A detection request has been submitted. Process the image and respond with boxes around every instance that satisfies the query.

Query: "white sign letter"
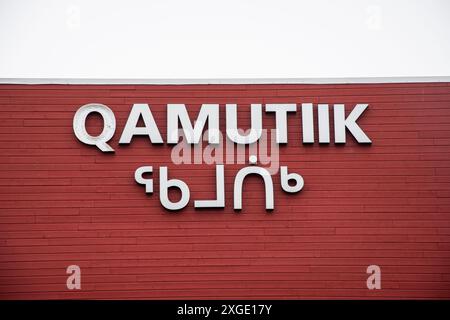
[135,166,154,193]
[334,104,372,143]
[265,104,297,144]
[194,165,225,208]
[167,104,219,144]
[73,103,116,152]
[301,103,314,143]
[226,104,262,144]
[159,166,190,210]
[318,104,330,143]
[119,104,163,144]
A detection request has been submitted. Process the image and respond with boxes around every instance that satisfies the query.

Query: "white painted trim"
[0,77,449,85]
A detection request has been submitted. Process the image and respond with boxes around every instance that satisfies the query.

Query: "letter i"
[318,104,330,143]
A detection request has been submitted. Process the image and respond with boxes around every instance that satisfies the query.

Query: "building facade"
[0,79,449,299]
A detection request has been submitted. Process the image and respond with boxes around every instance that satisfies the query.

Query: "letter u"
[226,104,262,144]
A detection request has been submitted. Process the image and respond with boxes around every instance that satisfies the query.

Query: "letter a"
[366,265,381,289]
[66,265,81,290]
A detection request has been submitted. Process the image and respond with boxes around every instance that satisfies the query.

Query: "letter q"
[73,103,116,152]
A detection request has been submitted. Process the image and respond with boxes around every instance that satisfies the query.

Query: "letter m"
[167,104,219,144]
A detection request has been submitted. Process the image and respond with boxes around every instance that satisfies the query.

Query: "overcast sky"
[0,0,449,79]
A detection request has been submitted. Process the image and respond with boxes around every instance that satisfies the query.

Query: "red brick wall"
[0,82,449,299]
